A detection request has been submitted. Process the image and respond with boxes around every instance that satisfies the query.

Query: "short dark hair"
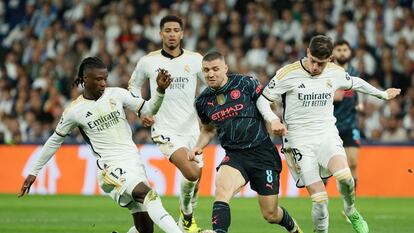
[160,15,183,30]
[309,35,333,59]
[73,57,106,87]
[334,39,351,49]
[202,51,224,62]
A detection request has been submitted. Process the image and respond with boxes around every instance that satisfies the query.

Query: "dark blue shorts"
[218,139,282,195]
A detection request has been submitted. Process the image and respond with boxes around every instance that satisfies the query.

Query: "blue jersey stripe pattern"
[195,74,269,150]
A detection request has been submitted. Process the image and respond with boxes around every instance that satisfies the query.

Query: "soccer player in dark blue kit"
[332,39,361,189]
[187,51,302,233]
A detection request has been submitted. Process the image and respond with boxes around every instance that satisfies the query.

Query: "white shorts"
[97,158,149,213]
[282,132,346,188]
[152,134,204,168]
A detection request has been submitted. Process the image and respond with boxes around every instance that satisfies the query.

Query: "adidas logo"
[298,83,306,88]
[86,111,93,117]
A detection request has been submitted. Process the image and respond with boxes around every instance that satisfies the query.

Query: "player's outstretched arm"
[256,95,288,136]
[18,132,66,197]
[350,76,401,100]
[188,123,216,162]
[138,68,172,116]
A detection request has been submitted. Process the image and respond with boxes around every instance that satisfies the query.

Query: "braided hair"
[73,57,107,87]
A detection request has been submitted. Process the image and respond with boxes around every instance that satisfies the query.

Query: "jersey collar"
[299,57,312,75]
[209,75,232,93]
[161,48,184,59]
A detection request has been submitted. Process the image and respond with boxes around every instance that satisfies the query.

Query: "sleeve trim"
[55,130,66,137]
[136,100,145,117]
[261,93,274,102]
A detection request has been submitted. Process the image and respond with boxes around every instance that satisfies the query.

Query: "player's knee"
[214,183,233,202]
[131,182,151,203]
[348,160,357,170]
[262,209,279,224]
[184,169,200,181]
[180,165,200,181]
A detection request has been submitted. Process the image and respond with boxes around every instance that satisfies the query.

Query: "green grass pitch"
[1,194,413,233]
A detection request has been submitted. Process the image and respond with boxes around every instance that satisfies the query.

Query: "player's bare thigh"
[215,165,246,203]
[170,147,201,181]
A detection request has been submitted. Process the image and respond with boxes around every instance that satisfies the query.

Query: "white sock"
[334,168,356,216]
[191,186,199,209]
[311,192,329,233]
[143,190,182,233]
[126,226,138,233]
[179,178,197,215]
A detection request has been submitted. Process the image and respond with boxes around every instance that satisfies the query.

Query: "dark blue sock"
[212,201,230,233]
[279,206,295,231]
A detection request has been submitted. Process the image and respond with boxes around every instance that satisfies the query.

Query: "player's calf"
[211,201,231,232]
[261,205,301,233]
[334,168,356,215]
[311,191,329,233]
[277,206,301,232]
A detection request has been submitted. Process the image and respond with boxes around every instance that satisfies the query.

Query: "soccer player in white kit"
[18,57,183,233]
[258,35,401,233]
[128,15,204,233]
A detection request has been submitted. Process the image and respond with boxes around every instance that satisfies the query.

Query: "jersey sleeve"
[128,58,147,98]
[195,98,211,125]
[117,88,146,115]
[262,71,290,102]
[246,76,264,101]
[55,107,77,137]
[335,71,353,90]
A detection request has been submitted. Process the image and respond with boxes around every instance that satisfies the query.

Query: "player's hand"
[155,68,172,93]
[271,119,288,136]
[188,147,203,163]
[385,88,401,100]
[18,174,36,197]
[141,115,155,127]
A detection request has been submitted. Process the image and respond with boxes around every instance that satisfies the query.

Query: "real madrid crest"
[184,64,190,74]
[109,98,117,109]
[326,79,332,88]
[216,94,225,105]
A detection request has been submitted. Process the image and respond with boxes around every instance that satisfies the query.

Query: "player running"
[189,51,302,233]
[260,35,400,233]
[18,57,183,233]
[128,15,204,233]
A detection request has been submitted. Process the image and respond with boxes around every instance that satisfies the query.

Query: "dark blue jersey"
[195,74,269,150]
[334,65,359,132]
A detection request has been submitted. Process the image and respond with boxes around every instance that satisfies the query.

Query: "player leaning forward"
[18,57,184,233]
[189,51,303,233]
[259,35,400,233]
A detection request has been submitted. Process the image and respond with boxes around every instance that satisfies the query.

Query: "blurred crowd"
[0,0,414,144]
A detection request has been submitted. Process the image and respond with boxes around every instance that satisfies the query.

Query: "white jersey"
[263,60,387,140]
[56,87,145,164]
[129,49,204,136]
